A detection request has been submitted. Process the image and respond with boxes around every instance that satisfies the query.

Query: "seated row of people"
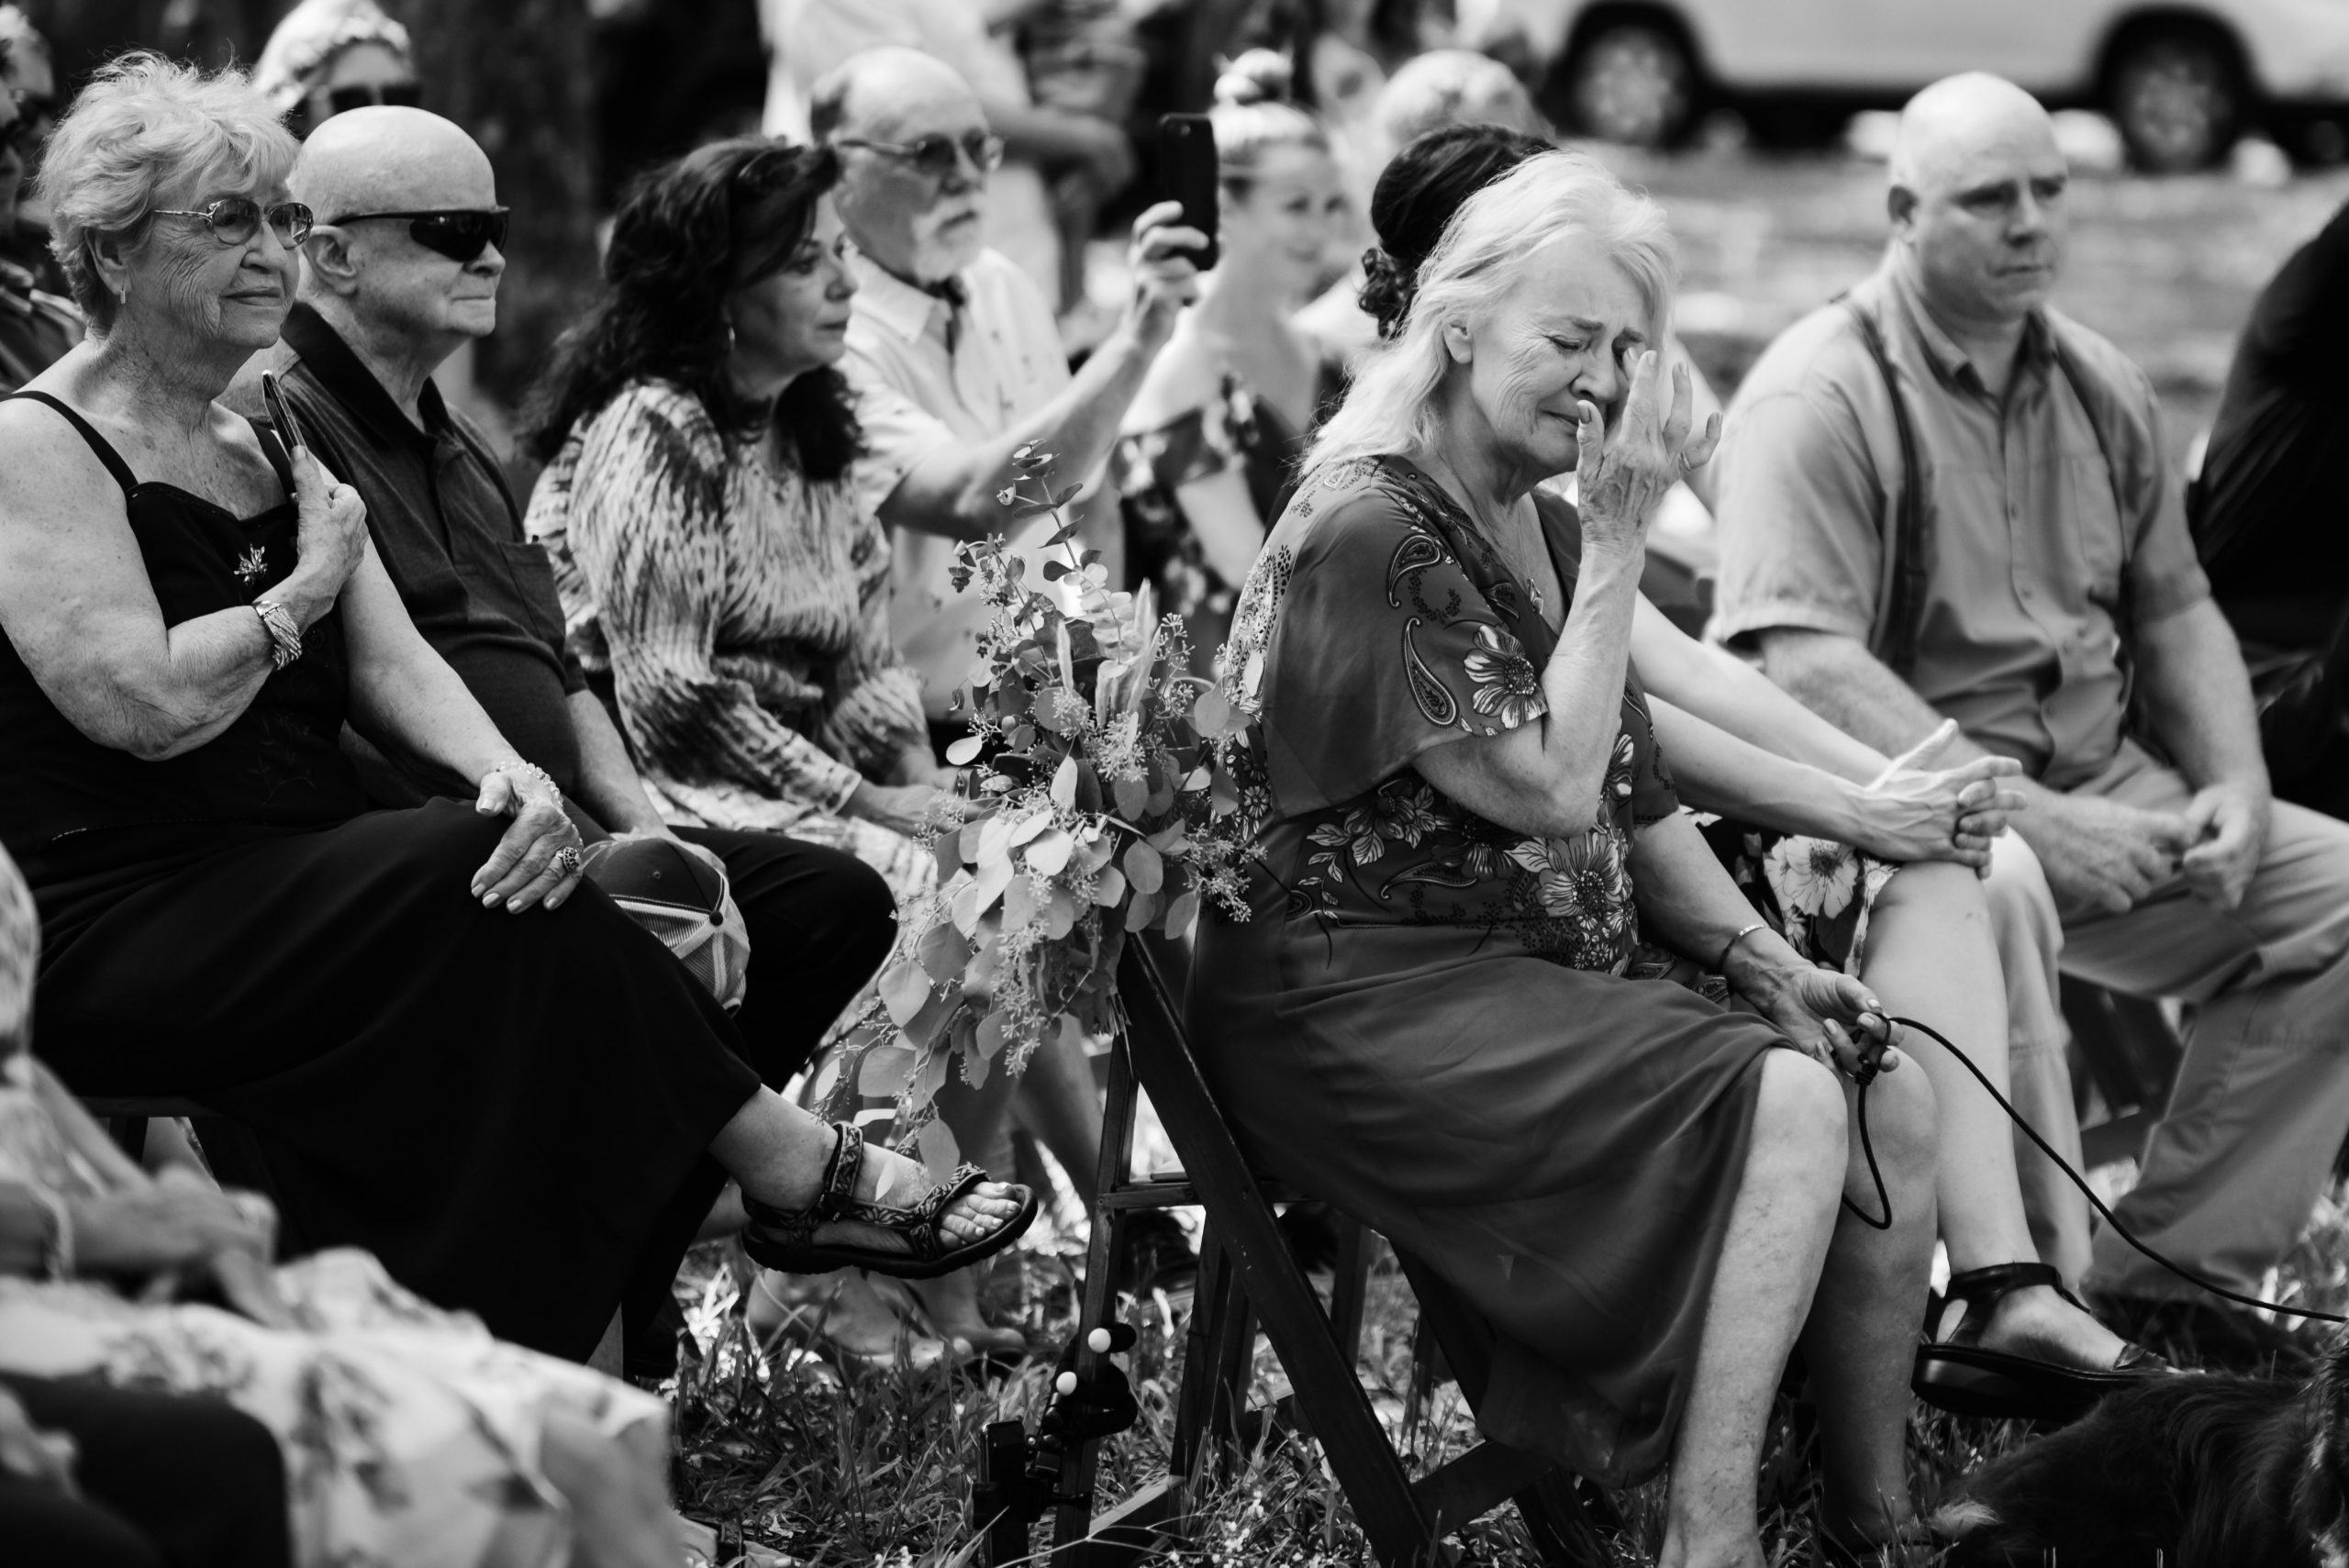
[2,31,2347,1568]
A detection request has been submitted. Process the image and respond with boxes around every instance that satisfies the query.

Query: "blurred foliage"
[389,0,599,410]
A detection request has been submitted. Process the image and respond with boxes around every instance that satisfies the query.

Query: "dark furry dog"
[1935,1330,2349,1566]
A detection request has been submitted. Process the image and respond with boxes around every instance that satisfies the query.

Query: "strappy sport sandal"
[1913,1261,2170,1422]
[740,1121,1041,1281]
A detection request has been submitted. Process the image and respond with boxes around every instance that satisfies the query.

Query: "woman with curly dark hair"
[527,135,996,1371]
[527,138,947,906]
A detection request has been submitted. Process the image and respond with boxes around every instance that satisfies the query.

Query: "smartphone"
[1156,112,1219,272]
[260,370,306,460]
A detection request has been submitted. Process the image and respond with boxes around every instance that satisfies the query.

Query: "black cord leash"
[1842,1014,2347,1325]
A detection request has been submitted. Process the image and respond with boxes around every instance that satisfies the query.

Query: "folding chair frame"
[998,938,1615,1568]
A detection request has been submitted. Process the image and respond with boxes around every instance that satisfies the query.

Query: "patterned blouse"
[1113,371,1305,625]
[526,379,927,820]
[1222,455,1678,974]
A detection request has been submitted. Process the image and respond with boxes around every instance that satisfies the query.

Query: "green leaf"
[1163,889,1201,939]
[1192,687,1237,736]
[1042,559,1071,581]
[1052,752,1081,810]
[1113,772,1149,819]
[1123,839,1164,895]
[880,961,931,1028]
[1052,483,1084,507]
[945,734,985,765]
[917,921,973,982]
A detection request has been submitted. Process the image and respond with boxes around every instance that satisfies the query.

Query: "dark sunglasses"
[322,82,421,117]
[328,206,510,261]
[0,115,35,156]
[835,130,1004,182]
[13,94,57,127]
[153,196,316,247]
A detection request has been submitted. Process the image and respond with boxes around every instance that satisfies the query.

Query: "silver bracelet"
[251,598,303,671]
[1717,920,1769,973]
[29,1184,72,1281]
[484,759,559,795]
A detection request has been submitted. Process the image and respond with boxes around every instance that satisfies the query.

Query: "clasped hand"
[469,762,584,913]
[1856,718,2027,872]
[1574,350,1721,555]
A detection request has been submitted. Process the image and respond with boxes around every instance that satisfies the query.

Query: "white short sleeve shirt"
[844,246,1078,718]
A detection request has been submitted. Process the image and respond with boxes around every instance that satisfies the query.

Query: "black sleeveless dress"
[0,392,762,1359]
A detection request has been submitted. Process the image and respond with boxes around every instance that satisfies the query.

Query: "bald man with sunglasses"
[237,107,904,1378]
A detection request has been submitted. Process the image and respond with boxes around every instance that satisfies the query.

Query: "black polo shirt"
[2195,197,2349,651]
[262,303,585,799]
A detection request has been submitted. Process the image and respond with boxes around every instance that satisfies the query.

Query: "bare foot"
[745,1269,947,1369]
[907,1268,1030,1358]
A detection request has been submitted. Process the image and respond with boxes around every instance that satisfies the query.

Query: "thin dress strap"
[2,390,141,497]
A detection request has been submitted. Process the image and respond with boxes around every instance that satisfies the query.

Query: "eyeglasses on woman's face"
[835,129,1004,183]
[152,195,316,248]
[326,207,510,262]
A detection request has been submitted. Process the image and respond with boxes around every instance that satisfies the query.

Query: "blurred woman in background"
[1115,51,1345,662]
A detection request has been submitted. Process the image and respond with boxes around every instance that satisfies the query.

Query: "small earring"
[723,317,736,351]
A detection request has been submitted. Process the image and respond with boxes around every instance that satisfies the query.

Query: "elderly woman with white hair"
[0,52,1033,1376]
[1196,150,1941,1565]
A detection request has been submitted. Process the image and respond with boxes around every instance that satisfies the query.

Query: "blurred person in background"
[252,0,420,141]
[1712,73,2349,1369]
[2191,196,2349,821]
[761,0,1136,313]
[1114,50,1344,664]
[812,43,1205,1349]
[0,7,60,278]
[0,41,73,391]
[1294,44,1549,375]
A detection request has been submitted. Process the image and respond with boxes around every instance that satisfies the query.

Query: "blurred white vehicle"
[1465,0,2349,169]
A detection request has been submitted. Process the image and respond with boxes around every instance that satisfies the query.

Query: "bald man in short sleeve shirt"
[1711,72,2349,1343]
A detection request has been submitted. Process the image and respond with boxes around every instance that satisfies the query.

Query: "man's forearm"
[881,322,1163,540]
[568,690,668,835]
[2132,597,2270,794]
[1759,628,1976,762]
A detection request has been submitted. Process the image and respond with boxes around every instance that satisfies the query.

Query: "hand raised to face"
[1574,350,1720,555]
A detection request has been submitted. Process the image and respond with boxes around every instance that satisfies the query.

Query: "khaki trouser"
[2037,741,2349,1300]
[1980,831,2098,1286]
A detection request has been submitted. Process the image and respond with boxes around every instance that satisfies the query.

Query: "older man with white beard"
[811,43,1204,1350]
[812,45,1198,753]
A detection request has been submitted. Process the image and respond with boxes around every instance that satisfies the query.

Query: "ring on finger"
[552,845,584,877]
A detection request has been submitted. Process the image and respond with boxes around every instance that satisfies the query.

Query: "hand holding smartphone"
[1156,113,1219,272]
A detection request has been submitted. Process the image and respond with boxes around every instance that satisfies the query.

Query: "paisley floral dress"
[1191,455,1791,1485]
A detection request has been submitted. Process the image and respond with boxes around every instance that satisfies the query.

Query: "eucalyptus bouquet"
[824,445,1254,1153]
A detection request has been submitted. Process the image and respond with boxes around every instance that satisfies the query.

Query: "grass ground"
[665,1164,2349,1568]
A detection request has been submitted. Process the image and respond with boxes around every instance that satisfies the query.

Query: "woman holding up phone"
[1115,52,1348,664]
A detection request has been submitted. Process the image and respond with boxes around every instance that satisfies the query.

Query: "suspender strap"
[1840,299,1931,679]
[2,389,142,496]
[1839,298,2133,684]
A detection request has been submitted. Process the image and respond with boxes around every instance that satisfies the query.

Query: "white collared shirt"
[845,246,1077,718]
